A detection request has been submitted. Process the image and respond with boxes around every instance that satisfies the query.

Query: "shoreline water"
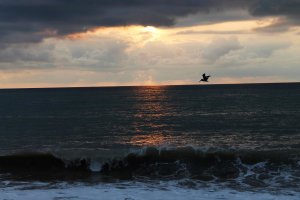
[1,181,300,200]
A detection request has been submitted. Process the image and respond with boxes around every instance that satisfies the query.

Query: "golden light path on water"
[129,134,173,147]
[117,86,183,147]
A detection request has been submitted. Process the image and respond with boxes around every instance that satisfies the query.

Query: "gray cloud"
[0,36,130,70]
[249,0,300,19]
[174,9,255,27]
[209,40,292,69]
[253,17,291,33]
[0,0,300,44]
[245,42,291,58]
[201,37,243,62]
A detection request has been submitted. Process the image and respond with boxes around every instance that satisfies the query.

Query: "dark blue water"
[0,83,299,193]
[0,83,299,152]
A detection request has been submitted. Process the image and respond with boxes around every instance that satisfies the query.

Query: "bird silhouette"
[199,73,211,82]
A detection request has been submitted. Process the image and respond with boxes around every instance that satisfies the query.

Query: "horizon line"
[0,81,299,91]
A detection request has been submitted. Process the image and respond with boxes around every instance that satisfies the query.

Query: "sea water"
[0,83,299,199]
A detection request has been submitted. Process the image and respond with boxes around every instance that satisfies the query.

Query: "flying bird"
[199,73,211,82]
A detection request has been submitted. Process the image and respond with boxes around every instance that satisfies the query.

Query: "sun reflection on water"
[128,134,171,147]
[130,86,171,133]
[124,86,179,147]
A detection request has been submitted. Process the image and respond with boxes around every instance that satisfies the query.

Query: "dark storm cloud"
[249,0,300,19]
[0,0,300,43]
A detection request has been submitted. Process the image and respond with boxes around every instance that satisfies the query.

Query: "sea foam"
[1,182,299,200]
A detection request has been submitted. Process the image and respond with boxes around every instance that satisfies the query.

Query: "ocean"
[0,83,299,200]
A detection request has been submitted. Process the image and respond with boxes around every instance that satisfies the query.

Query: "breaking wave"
[0,146,299,190]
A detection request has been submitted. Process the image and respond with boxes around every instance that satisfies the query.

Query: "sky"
[0,0,300,88]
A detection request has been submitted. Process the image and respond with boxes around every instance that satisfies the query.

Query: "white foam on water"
[0,182,299,200]
[89,159,102,172]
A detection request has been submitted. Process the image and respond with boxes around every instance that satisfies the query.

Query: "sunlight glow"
[144,26,157,34]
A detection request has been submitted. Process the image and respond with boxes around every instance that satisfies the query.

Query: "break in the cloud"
[0,0,300,87]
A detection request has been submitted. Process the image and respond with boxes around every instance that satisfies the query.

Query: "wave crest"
[0,146,299,187]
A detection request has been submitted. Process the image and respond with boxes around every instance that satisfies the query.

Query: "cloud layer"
[1,0,300,43]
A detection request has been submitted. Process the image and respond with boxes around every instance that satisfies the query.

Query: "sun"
[143,26,157,34]
[142,26,161,41]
